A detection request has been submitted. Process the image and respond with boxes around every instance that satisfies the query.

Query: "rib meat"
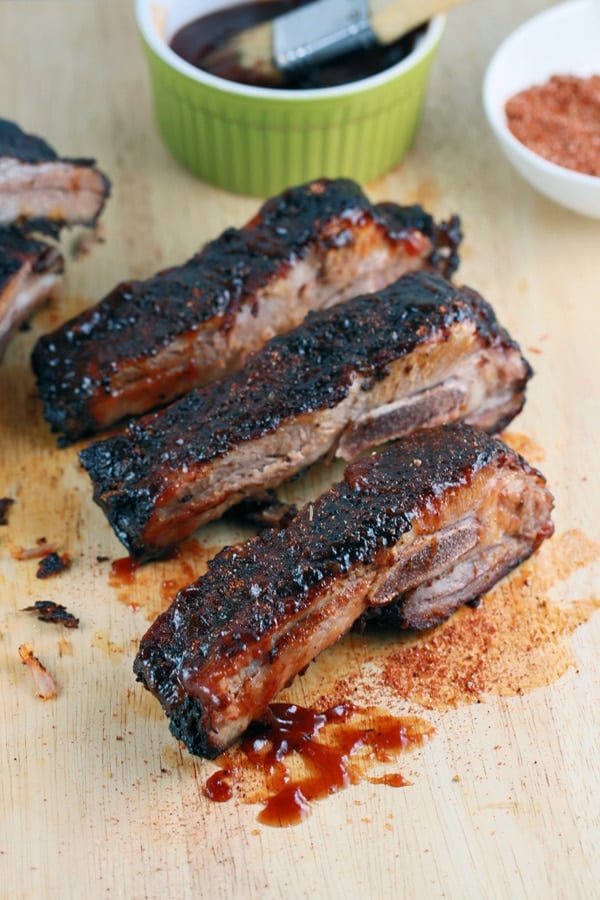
[80,271,532,560]
[0,230,63,360]
[32,178,461,441]
[0,118,110,233]
[133,424,554,758]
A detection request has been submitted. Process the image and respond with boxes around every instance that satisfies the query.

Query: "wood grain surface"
[1,1,598,898]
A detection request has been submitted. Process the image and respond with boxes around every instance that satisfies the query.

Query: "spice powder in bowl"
[505,74,600,177]
[482,0,600,218]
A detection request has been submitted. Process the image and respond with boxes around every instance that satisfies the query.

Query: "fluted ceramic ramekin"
[135,0,445,196]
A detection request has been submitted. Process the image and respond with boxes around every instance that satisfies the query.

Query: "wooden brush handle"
[368,0,468,46]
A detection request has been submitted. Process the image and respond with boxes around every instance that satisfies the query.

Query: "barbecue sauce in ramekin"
[170,0,424,90]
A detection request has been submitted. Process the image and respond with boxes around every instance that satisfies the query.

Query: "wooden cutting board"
[1,1,598,897]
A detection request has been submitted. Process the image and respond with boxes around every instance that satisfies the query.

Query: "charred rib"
[80,271,532,560]
[0,229,63,360]
[0,118,110,234]
[132,424,554,758]
[32,178,461,441]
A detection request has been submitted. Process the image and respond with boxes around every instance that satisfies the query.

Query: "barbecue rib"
[32,178,461,442]
[0,230,63,360]
[80,271,532,560]
[133,424,554,758]
[0,118,110,233]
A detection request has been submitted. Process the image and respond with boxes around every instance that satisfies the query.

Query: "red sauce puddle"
[205,701,433,826]
[110,555,141,585]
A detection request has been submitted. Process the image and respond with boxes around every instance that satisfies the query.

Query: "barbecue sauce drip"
[205,768,234,802]
[109,555,141,585]
[170,0,424,90]
[204,701,433,826]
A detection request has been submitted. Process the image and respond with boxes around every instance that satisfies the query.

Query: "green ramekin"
[135,1,445,196]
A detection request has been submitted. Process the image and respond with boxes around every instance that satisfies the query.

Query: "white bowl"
[483,0,600,219]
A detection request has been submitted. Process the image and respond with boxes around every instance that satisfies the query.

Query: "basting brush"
[201,0,468,86]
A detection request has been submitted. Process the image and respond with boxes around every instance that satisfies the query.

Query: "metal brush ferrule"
[273,0,375,71]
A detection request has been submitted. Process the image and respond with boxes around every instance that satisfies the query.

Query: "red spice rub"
[505,74,600,176]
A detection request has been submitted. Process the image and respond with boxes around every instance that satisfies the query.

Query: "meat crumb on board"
[0,497,15,525]
[10,539,58,560]
[22,600,79,628]
[36,551,71,579]
[18,643,58,700]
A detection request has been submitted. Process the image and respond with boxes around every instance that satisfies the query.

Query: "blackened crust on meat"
[31,178,461,442]
[80,270,531,559]
[0,116,100,171]
[375,202,461,280]
[133,424,553,758]
[225,491,298,530]
[0,229,63,279]
[0,229,64,358]
[0,119,57,164]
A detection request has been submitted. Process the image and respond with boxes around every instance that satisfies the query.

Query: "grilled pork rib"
[80,271,532,560]
[0,118,110,233]
[133,424,554,758]
[32,178,461,442]
[0,230,63,360]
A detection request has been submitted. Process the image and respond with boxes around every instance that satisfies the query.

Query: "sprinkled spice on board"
[505,74,600,176]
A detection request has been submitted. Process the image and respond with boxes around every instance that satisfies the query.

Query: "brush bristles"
[202,20,283,85]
